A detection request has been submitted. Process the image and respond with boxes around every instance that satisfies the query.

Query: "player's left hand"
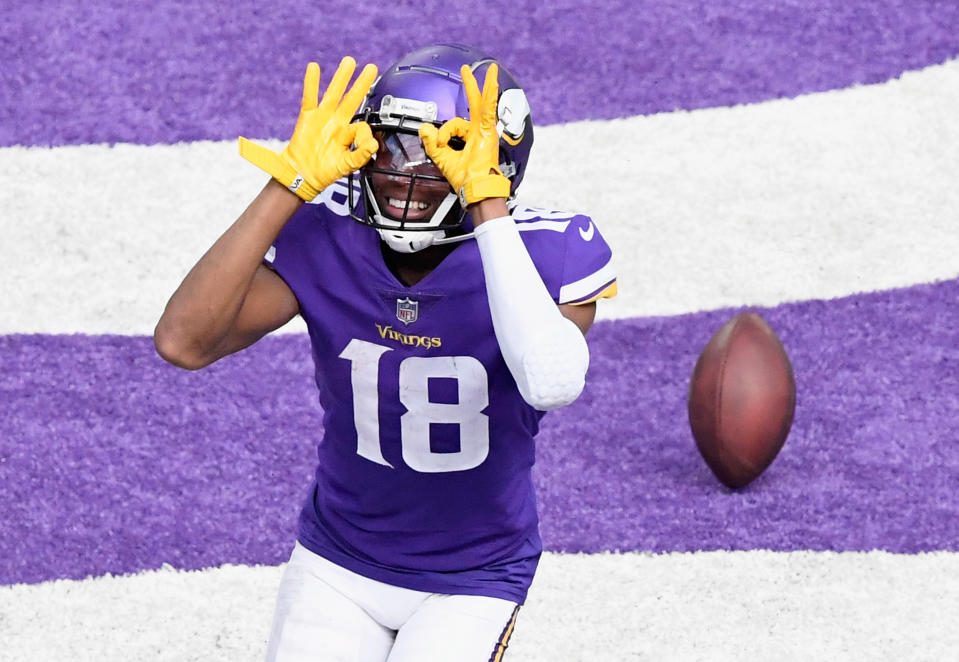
[419,64,511,207]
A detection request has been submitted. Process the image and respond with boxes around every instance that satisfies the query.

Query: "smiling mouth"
[384,196,434,220]
[388,197,430,211]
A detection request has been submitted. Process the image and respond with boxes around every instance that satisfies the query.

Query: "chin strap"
[378,228,447,253]
[474,216,589,411]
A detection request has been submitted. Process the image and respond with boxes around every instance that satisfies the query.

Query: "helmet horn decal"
[497,88,531,146]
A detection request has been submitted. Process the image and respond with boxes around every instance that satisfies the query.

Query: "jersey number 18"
[339,339,490,473]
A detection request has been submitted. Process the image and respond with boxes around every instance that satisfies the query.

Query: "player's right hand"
[419,64,511,208]
[238,57,379,202]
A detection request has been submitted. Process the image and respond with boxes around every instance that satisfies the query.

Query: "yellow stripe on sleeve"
[568,280,618,305]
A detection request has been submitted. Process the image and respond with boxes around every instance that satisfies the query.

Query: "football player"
[155,44,617,662]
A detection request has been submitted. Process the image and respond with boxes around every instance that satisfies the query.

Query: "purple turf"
[536,286,959,554]
[2,280,958,584]
[2,0,958,146]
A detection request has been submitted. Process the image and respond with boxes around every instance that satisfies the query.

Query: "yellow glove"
[419,64,511,207]
[238,57,379,201]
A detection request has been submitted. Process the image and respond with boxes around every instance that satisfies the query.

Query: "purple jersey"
[266,180,616,603]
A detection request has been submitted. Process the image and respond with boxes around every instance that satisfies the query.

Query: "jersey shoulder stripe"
[559,257,618,304]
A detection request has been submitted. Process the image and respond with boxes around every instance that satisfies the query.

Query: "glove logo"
[579,220,596,242]
[289,175,304,193]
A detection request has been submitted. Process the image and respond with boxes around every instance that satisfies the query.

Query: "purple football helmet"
[348,43,534,252]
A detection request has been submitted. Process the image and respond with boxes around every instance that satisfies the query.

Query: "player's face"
[369,131,451,222]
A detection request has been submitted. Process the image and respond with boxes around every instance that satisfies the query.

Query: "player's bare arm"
[154,181,303,369]
[155,57,378,370]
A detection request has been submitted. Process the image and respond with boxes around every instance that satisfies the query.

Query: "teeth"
[388,197,429,211]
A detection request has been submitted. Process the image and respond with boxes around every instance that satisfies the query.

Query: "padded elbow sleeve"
[474,216,590,410]
[518,317,589,410]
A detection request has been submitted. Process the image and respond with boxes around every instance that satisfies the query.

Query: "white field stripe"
[1,58,957,334]
[1,551,956,662]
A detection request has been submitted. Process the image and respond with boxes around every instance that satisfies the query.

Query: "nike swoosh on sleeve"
[579,221,595,241]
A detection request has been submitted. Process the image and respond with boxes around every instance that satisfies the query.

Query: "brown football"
[687,312,796,488]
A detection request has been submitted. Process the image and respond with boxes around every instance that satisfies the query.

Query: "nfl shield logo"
[396,297,418,325]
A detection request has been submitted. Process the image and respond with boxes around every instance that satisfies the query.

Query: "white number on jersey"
[310,178,359,216]
[339,339,490,473]
[511,205,579,221]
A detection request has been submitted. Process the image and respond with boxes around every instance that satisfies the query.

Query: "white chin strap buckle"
[378,228,446,253]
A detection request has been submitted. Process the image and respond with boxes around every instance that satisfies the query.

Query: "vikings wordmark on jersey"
[374,323,442,349]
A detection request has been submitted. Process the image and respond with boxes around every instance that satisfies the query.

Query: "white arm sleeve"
[474,215,590,411]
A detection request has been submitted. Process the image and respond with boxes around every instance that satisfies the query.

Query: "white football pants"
[265,543,521,662]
